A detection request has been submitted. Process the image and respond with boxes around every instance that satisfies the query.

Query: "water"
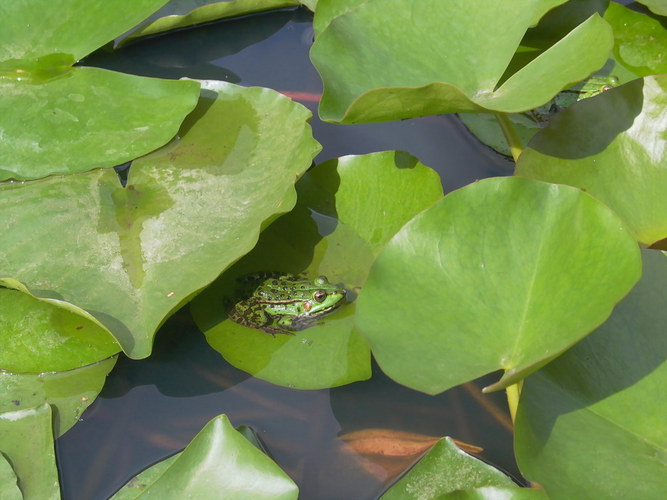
[57,7,516,499]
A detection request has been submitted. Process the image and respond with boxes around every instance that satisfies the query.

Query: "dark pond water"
[56,7,516,499]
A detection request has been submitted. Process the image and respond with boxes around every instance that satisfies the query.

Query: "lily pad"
[0,357,117,437]
[0,278,119,372]
[380,437,514,499]
[516,75,667,245]
[0,0,167,61]
[438,486,549,499]
[604,1,667,75]
[637,0,667,16]
[119,0,302,45]
[0,0,201,180]
[0,70,200,180]
[355,177,641,395]
[0,403,59,500]
[0,454,21,500]
[192,151,442,389]
[311,0,614,123]
[514,250,667,499]
[110,414,298,499]
[0,81,320,358]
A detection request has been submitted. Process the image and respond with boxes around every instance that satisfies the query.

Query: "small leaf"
[355,177,641,394]
[0,357,117,437]
[110,415,298,499]
[119,0,301,45]
[0,403,59,500]
[380,437,514,499]
[0,278,119,372]
[515,249,667,499]
[0,454,22,500]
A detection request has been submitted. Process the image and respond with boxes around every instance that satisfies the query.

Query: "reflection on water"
[57,309,519,499]
[59,6,517,499]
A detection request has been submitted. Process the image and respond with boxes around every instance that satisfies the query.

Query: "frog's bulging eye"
[313,290,327,302]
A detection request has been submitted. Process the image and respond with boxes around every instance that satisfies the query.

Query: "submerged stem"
[494,112,523,163]
[505,380,523,424]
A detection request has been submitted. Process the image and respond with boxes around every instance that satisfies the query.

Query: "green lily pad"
[0,403,59,500]
[604,1,667,75]
[0,70,200,180]
[516,75,667,245]
[0,357,117,437]
[437,486,549,500]
[110,415,298,499]
[514,250,667,499]
[0,82,320,359]
[0,278,119,372]
[119,0,302,45]
[637,0,667,16]
[311,0,613,123]
[355,177,641,395]
[192,151,442,389]
[0,454,22,500]
[380,437,514,499]
[0,1,202,180]
[0,0,167,62]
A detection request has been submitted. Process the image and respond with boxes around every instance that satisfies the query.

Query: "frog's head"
[302,276,346,315]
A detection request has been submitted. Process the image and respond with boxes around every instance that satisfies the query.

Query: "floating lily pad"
[119,0,302,45]
[0,70,200,180]
[110,415,298,499]
[0,82,320,358]
[0,0,201,180]
[604,1,667,75]
[311,0,613,123]
[515,250,667,499]
[0,403,59,500]
[0,454,21,500]
[516,75,667,245]
[380,437,514,499]
[0,357,117,436]
[0,278,119,372]
[355,177,641,395]
[192,151,442,389]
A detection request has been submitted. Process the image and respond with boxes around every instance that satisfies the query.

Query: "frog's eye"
[313,290,327,302]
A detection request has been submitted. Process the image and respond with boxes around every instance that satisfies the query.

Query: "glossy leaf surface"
[0,82,320,358]
[355,177,641,394]
[0,0,167,61]
[0,1,201,180]
[0,403,59,500]
[0,70,200,180]
[0,278,119,372]
[0,454,21,500]
[380,437,514,499]
[120,0,301,45]
[516,75,667,245]
[110,415,298,499]
[515,250,667,499]
[0,357,117,437]
[604,2,667,76]
[311,0,613,122]
[192,151,442,388]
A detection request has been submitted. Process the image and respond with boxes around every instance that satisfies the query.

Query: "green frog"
[529,75,619,124]
[228,273,347,336]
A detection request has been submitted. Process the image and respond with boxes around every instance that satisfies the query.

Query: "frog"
[529,75,619,125]
[228,273,347,336]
